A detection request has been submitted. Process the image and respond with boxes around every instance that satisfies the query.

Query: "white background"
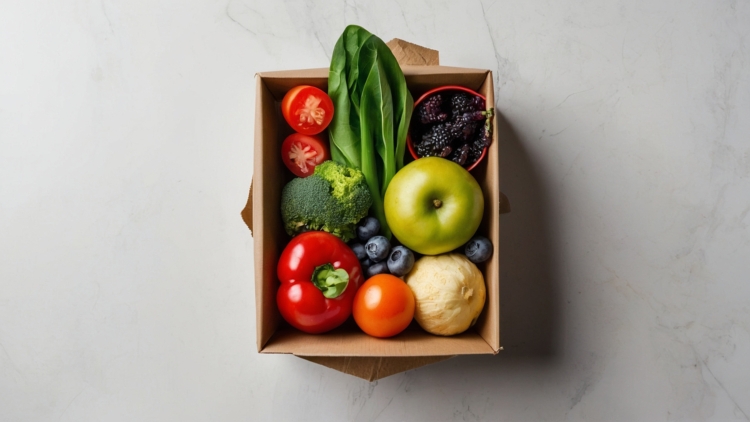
[2,0,749,420]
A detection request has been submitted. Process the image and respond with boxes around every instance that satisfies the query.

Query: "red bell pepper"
[276,231,363,334]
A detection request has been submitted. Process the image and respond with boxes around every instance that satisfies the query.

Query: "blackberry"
[446,111,485,139]
[457,110,489,123]
[417,94,448,124]
[472,131,490,157]
[461,121,479,141]
[466,128,492,165]
[445,122,462,140]
[467,115,494,165]
[417,124,452,157]
[411,91,495,169]
[416,141,437,157]
[477,124,492,147]
[451,93,480,118]
[449,144,470,166]
[447,121,478,141]
[468,141,485,164]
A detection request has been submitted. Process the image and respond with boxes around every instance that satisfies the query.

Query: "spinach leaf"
[375,42,413,171]
[328,25,414,238]
[360,59,394,237]
[328,26,371,169]
[350,36,413,171]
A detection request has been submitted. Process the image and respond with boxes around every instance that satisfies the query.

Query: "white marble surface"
[1,0,749,420]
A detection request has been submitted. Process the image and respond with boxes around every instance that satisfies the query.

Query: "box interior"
[253,66,500,357]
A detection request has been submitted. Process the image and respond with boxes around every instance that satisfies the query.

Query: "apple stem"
[433,199,442,209]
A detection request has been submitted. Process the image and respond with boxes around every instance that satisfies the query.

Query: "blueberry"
[360,258,372,268]
[365,261,389,278]
[465,236,493,263]
[349,242,367,261]
[387,246,415,276]
[365,235,390,262]
[357,217,381,241]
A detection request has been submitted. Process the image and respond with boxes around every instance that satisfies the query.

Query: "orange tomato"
[353,274,415,338]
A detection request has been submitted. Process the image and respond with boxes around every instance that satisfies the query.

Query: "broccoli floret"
[313,161,372,223]
[280,176,337,235]
[280,161,372,241]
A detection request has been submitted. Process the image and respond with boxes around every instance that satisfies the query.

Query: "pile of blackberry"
[411,91,493,168]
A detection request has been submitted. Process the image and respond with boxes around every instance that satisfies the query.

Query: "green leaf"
[328,35,359,169]
[327,25,414,239]
[359,58,394,238]
[328,25,372,169]
[372,42,413,172]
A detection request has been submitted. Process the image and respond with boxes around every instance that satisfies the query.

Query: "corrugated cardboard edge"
[300,355,454,381]
[252,74,284,351]
[473,70,501,353]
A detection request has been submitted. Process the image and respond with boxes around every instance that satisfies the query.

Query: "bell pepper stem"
[311,263,350,299]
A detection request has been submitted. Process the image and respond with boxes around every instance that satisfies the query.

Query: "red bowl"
[407,85,489,172]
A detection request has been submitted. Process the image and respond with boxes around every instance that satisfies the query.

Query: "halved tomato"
[281,133,330,177]
[281,85,334,135]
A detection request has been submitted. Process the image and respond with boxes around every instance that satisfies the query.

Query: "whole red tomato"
[281,85,334,135]
[277,231,363,334]
[280,133,329,177]
[353,274,415,338]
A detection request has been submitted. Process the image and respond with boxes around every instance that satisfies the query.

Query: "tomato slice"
[281,133,330,177]
[281,85,334,135]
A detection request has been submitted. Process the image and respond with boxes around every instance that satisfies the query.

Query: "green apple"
[384,157,484,255]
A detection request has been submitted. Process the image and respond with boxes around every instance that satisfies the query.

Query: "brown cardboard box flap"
[300,355,454,381]
[386,38,439,66]
[241,181,253,234]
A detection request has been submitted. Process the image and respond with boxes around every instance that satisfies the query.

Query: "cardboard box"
[242,42,503,381]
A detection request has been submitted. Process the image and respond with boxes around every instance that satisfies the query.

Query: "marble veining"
[0,0,749,420]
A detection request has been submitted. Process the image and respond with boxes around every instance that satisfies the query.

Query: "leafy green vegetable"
[360,60,394,232]
[328,25,413,238]
[328,25,372,170]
